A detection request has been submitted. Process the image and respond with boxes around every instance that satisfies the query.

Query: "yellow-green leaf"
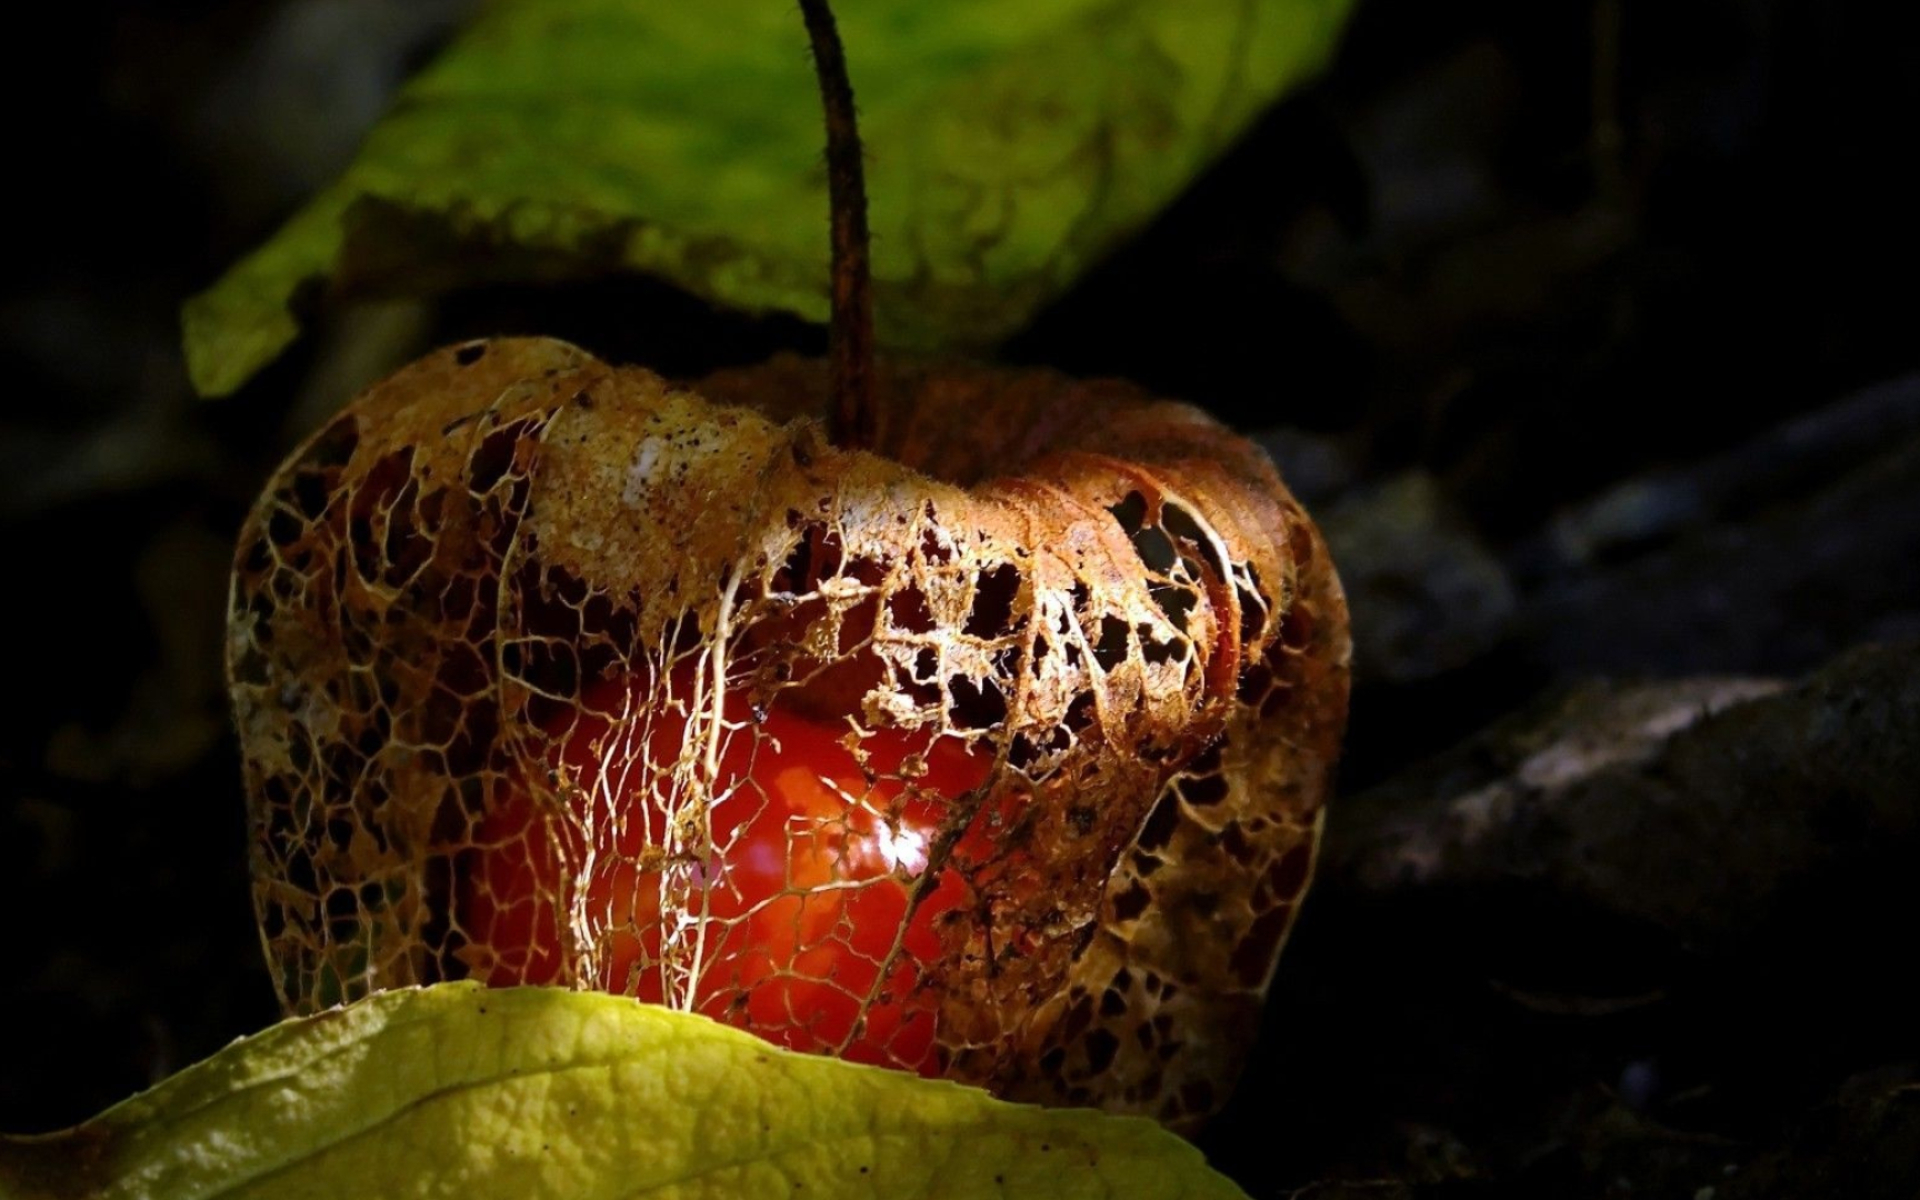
[182,0,1355,397]
[0,984,1249,1199]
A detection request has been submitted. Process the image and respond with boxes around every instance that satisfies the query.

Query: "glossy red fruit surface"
[465,665,992,1074]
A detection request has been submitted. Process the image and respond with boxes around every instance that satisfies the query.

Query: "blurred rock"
[1329,639,1920,948]
[1321,471,1516,683]
[1518,414,1920,677]
[1332,674,1782,892]
[1533,372,1920,573]
[1253,426,1357,509]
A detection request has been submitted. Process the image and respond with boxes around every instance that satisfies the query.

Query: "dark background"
[4,1,1918,1195]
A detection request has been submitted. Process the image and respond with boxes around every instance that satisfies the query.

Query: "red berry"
[465,664,991,1074]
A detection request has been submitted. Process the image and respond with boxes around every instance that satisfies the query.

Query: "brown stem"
[798,0,876,450]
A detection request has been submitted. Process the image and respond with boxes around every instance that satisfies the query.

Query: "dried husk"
[228,337,1349,1129]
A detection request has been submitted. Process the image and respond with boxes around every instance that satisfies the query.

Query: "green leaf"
[182,0,1355,397]
[0,984,1249,1199]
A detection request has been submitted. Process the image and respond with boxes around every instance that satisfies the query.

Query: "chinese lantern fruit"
[227,338,1349,1129]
